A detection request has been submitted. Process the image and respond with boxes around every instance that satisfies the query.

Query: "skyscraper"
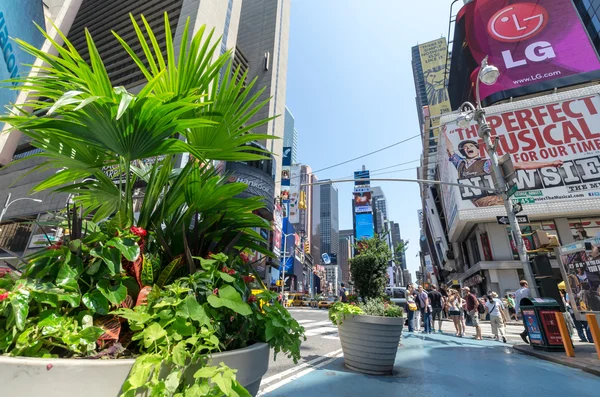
[371,186,388,221]
[319,183,339,258]
[236,0,291,191]
[283,107,298,164]
[339,229,354,284]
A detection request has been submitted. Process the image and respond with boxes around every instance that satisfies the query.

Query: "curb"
[513,344,600,377]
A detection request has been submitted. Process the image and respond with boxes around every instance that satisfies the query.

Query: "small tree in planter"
[329,235,404,375]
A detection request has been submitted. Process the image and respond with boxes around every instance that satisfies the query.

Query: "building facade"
[237,0,291,192]
[338,229,354,284]
[283,107,298,165]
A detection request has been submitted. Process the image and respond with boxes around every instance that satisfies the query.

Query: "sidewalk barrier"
[586,314,600,360]
[554,312,575,357]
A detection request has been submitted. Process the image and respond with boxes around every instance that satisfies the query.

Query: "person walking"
[464,287,482,340]
[417,285,431,333]
[506,294,517,321]
[448,289,464,337]
[339,283,348,303]
[406,284,417,332]
[429,285,444,333]
[440,284,449,319]
[485,292,507,343]
[515,280,530,343]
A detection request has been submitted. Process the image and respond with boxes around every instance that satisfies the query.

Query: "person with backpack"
[463,287,483,340]
[339,283,349,303]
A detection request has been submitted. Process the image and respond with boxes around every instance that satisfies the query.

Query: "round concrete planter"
[338,314,403,375]
[0,342,269,397]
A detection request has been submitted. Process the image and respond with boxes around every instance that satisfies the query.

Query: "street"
[258,308,600,396]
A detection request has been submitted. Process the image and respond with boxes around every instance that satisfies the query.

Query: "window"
[393,289,405,299]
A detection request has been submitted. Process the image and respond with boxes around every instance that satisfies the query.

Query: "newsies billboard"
[451,0,600,107]
[439,85,600,240]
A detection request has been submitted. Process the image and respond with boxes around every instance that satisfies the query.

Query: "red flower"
[242,275,254,283]
[221,266,229,273]
[130,226,147,238]
[228,269,236,276]
[205,252,214,259]
[212,288,219,295]
[248,295,257,303]
[240,251,249,263]
[0,292,9,301]
[350,302,356,306]
[47,241,63,250]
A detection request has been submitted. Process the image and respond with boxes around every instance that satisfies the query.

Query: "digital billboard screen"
[355,213,374,241]
[353,191,372,213]
[451,0,600,106]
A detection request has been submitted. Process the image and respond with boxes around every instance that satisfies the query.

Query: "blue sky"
[285,0,452,277]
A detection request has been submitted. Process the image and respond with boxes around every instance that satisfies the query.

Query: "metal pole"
[0,193,10,224]
[477,113,538,297]
[281,233,287,296]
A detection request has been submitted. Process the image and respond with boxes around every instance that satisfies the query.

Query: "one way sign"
[497,215,529,225]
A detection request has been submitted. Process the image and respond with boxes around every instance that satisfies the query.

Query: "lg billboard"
[449,0,600,107]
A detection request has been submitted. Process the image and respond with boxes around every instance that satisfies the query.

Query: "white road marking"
[297,319,317,324]
[301,320,332,328]
[322,334,339,340]
[259,348,343,387]
[257,352,344,396]
[305,326,338,336]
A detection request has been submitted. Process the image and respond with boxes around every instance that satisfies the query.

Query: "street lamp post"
[456,56,538,297]
[0,193,43,223]
[280,232,296,296]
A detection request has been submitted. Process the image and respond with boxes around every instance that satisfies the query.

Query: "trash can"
[520,297,564,351]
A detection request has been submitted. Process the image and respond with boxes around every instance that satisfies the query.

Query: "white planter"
[0,342,269,397]
[338,315,403,375]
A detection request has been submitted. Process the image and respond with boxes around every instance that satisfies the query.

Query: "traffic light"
[304,241,310,254]
[276,280,283,287]
[299,190,307,209]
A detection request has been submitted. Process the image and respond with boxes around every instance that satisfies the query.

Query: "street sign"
[507,183,518,197]
[513,197,535,204]
[497,215,529,225]
[512,202,523,214]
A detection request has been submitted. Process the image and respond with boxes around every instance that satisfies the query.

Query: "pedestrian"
[339,283,348,303]
[406,284,417,332]
[463,287,482,340]
[413,284,422,332]
[417,285,432,334]
[564,290,593,343]
[448,289,463,337]
[485,292,507,343]
[440,284,449,318]
[515,280,530,343]
[506,293,517,321]
[429,285,444,333]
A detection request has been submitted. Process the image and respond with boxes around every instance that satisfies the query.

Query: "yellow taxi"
[317,296,337,309]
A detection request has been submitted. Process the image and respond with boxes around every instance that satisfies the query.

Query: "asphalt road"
[258,307,341,395]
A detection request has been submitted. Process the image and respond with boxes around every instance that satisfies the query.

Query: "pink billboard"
[464,0,600,104]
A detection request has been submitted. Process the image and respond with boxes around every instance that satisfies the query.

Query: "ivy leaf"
[165,371,181,393]
[176,295,210,325]
[232,383,253,397]
[172,341,187,366]
[141,322,167,348]
[207,285,252,316]
[107,237,140,262]
[97,279,127,305]
[218,272,235,283]
[58,291,81,308]
[10,291,30,331]
[91,246,122,275]
[171,318,195,337]
[82,231,107,244]
[126,354,162,388]
[55,262,79,292]
[265,324,276,342]
[82,290,109,315]
[193,366,219,379]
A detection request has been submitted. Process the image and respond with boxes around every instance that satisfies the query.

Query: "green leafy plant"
[328,298,403,326]
[328,301,363,326]
[350,235,394,300]
[0,12,304,397]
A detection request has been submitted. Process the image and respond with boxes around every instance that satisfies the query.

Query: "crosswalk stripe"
[322,334,339,340]
[302,320,331,328]
[297,319,316,324]
[305,326,338,336]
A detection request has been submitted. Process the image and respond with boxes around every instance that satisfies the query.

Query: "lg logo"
[487,3,555,69]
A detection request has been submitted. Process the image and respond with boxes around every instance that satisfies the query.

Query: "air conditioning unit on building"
[532,230,560,249]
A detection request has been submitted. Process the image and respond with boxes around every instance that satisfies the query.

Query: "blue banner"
[0,0,45,111]
[355,213,374,240]
[280,219,295,273]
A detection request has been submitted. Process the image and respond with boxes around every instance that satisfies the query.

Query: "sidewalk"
[513,343,600,376]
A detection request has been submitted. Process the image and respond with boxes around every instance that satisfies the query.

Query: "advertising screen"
[353,191,372,213]
[439,94,600,214]
[558,238,600,318]
[355,213,374,240]
[288,165,301,223]
[417,38,452,134]
[354,170,370,185]
[462,0,600,105]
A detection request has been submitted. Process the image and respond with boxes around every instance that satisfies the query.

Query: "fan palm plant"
[1,13,275,280]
